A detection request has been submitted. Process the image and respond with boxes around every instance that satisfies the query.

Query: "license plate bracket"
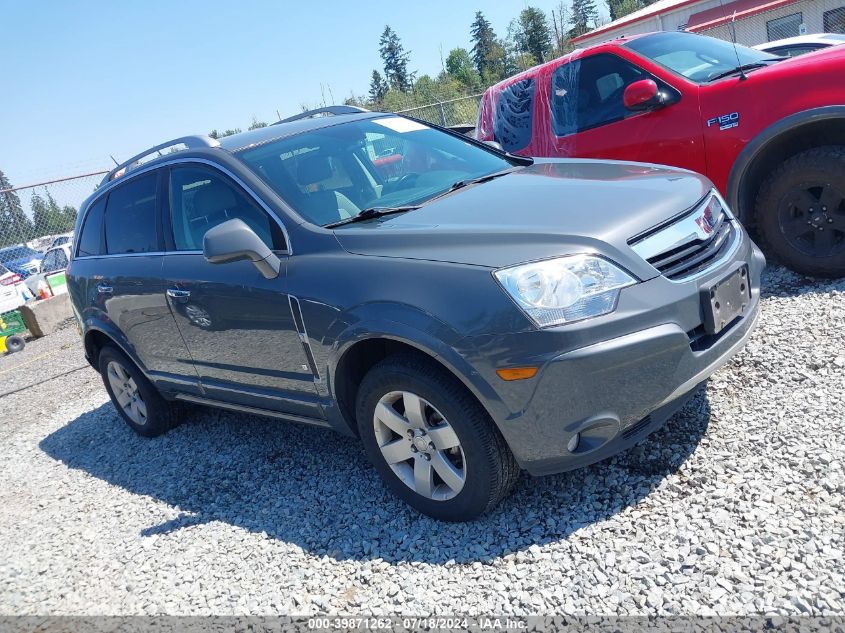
[701,265,750,335]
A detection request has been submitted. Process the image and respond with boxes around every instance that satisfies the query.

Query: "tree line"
[0,170,77,249]
[210,1,655,136]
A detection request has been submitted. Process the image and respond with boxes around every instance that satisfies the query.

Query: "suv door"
[543,52,707,175]
[162,163,320,418]
[71,170,201,393]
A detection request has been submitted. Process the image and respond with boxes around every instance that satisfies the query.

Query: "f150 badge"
[707,112,740,131]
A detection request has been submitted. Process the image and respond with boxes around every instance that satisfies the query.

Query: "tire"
[755,146,845,278]
[5,336,24,353]
[98,345,180,437]
[356,352,519,521]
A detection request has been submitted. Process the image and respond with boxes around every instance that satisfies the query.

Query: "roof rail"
[101,135,221,185]
[275,105,370,125]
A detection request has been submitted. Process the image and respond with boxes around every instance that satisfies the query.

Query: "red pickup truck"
[476,31,845,277]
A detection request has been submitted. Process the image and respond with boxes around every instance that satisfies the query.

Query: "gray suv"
[68,106,764,521]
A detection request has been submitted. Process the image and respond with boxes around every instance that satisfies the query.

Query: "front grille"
[649,221,735,280]
[628,192,738,282]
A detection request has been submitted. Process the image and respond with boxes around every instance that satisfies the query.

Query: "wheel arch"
[83,324,147,376]
[727,106,845,225]
[329,326,504,438]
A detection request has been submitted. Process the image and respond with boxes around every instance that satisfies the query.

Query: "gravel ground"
[0,264,842,616]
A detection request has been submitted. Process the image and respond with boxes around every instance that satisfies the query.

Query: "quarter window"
[168,165,286,251]
[104,173,159,255]
[493,78,535,153]
[551,54,657,136]
[77,198,105,257]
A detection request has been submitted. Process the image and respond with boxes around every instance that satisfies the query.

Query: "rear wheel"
[356,353,519,521]
[98,346,180,437]
[755,146,845,278]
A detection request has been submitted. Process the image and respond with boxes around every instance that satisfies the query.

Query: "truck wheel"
[755,146,845,278]
[98,345,179,437]
[356,353,519,521]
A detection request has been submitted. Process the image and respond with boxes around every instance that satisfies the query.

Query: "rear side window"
[77,198,106,257]
[493,78,535,153]
[104,173,159,255]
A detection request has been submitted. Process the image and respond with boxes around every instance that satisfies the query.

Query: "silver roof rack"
[101,135,220,185]
[275,105,369,125]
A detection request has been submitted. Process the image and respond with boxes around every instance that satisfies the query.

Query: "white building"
[571,0,845,48]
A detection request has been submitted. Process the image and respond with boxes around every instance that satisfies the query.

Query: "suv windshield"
[0,246,39,263]
[237,117,513,227]
[625,32,779,83]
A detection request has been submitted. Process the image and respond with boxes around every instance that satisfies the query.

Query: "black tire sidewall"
[756,147,845,278]
[98,346,172,437]
[356,361,498,521]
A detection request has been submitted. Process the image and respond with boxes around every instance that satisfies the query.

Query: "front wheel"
[356,353,519,521]
[755,146,845,278]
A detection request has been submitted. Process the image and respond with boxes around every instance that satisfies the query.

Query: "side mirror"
[623,79,666,112]
[203,218,281,280]
[483,139,503,151]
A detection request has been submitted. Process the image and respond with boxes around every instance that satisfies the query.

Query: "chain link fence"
[393,93,483,129]
[0,171,105,257]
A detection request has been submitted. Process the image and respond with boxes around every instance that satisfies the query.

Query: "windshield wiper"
[324,205,420,228]
[449,167,521,192]
[706,61,775,82]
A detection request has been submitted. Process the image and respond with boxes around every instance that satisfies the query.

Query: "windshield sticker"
[707,112,739,131]
[373,117,429,133]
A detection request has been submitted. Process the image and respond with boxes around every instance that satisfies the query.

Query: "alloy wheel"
[778,183,845,257]
[372,390,466,501]
[106,361,147,425]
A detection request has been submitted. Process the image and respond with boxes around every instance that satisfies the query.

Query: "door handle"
[166,288,191,302]
[97,284,113,294]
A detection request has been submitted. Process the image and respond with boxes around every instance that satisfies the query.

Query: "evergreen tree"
[470,11,497,77]
[571,0,599,36]
[445,47,481,91]
[608,0,642,20]
[516,7,553,64]
[0,170,33,248]
[379,26,414,92]
[368,69,389,103]
[248,117,268,130]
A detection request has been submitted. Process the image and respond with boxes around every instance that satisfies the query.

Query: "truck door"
[541,52,707,176]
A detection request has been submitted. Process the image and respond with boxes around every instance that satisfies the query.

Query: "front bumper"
[463,231,765,476]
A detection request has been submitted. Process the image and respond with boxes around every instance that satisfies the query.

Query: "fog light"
[567,432,580,452]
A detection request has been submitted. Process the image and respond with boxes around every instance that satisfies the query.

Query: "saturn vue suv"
[67,107,764,521]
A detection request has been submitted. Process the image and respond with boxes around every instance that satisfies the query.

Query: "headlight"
[494,255,636,327]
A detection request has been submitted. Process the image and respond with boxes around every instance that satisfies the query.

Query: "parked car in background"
[24,244,72,294]
[0,245,43,278]
[68,108,763,520]
[0,263,25,314]
[477,31,845,277]
[48,232,74,250]
[755,33,845,58]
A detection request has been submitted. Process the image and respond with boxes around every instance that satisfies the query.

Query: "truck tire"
[755,146,845,278]
[356,353,520,521]
[98,345,180,437]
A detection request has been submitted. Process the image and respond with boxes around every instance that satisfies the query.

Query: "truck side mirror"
[623,79,666,111]
[203,218,281,280]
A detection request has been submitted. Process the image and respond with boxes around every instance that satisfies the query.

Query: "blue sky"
[1,0,605,201]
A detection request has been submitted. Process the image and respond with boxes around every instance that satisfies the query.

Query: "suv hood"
[333,159,712,278]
